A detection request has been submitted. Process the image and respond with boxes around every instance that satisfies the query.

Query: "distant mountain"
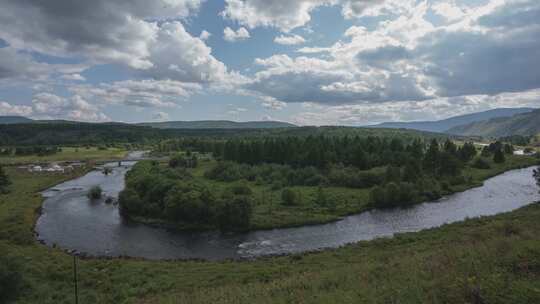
[448,109,540,137]
[372,108,535,133]
[139,120,297,129]
[0,116,34,124]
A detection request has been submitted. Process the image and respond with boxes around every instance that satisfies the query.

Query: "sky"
[0,0,539,125]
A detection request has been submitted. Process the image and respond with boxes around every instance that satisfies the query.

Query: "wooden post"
[73,255,79,304]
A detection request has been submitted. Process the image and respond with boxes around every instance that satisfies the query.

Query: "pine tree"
[493,149,506,164]
[423,139,440,174]
[0,165,12,193]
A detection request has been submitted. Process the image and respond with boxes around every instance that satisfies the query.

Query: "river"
[35,162,540,260]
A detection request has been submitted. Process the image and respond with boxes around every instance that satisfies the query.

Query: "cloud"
[292,89,540,126]
[221,0,400,32]
[245,0,540,106]
[227,107,248,115]
[0,101,33,116]
[221,0,328,32]
[274,34,306,45]
[30,93,109,122]
[153,111,170,121]
[223,27,251,42]
[141,22,235,84]
[71,79,202,109]
[0,0,203,69]
[260,96,287,110]
[0,1,238,87]
[0,47,88,83]
[61,74,86,81]
[200,30,212,40]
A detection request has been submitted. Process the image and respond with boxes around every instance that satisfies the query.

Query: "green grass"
[171,155,538,230]
[1,167,540,303]
[0,147,127,165]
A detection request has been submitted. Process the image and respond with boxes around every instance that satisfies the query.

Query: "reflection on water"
[36,164,540,261]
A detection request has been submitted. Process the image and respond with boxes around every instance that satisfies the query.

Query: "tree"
[493,149,506,164]
[169,154,186,168]
[472,157,491,169]
[438,152,462,177]
[314,186,328,207]
[443,139,458,156]
[459,142,477,162]
[402,160,422,182]
[423,139,440,174]
[384,166,401,184]
[370,186,386,207]
[217,195,253,231]
[102,167,112,175]
[87,186,103,200]
[281,188,299,206]
[503,144,514,155]
[0,165,11,193]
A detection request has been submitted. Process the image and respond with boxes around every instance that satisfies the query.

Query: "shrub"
[314,187,328,207]
[229,182,253,196]
[87,186,103,200]
[102,167,112,175]
[217,195,253,231]
[472,158,491,169]
[370,186,386,207]
[281,188,299,206]
[493,149,506,164]
[0,165,11,194]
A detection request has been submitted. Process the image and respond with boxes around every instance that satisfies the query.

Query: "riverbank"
[2,166,540,303]
[127,155,539,232]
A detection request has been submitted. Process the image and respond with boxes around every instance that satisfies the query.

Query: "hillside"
[138,120,297,129]
[448,109,540,137]
[372,108,534,133]
[0,116,34,124]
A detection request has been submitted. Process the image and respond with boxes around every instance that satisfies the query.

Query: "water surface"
[36,164,540,260]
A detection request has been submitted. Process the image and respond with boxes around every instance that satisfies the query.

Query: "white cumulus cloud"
[223,27,251,42]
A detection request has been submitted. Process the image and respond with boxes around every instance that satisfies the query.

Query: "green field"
[0,147,127,165]
[1,166,540,303]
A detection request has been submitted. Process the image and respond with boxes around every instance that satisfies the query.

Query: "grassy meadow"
[0,147,127,165]
[1,164,540,303]
[147,155,538,230]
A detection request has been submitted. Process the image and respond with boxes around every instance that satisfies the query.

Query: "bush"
[217,195,253,231]
[281,188,300,206]
[314,187,328,207]
[0,165,10,194]
[370,182,418,208]
[229,182,253,196]
[493,149,506,164]
[118,188,143,216]
[472,158,491,169]
[87,186,103,200]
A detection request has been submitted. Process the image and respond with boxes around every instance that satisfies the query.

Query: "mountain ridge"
[447,109,540,137]
[371,108,535,133]
[137,120,297,129]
